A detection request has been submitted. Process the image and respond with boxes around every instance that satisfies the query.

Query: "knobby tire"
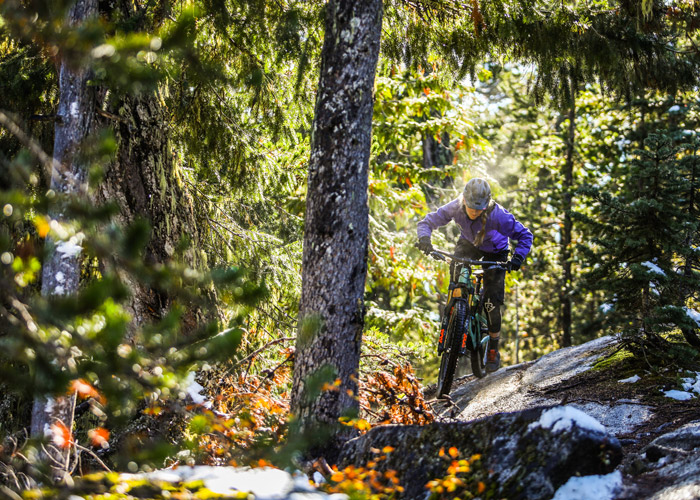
[437,300,466,398]
[470,316,488,378]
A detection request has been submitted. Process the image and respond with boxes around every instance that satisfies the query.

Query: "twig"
[251,354,294,395]
[228,335,294,378]
[73,443,112,472]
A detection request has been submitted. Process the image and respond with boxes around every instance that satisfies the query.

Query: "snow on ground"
[183,371,208,406]
[552,471,622,500]
[528,405,606,434]
[126,466,346,500]
[663,389,694,401]
[682,372,700,394]
[661,372,700,401]
[619,375,640,383]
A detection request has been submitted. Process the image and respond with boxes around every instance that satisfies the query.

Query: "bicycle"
[430,249,509,398]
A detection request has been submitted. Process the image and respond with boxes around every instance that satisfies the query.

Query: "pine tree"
[578,132,700,344]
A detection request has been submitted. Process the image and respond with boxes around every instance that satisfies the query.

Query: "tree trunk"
[94,92,214,330]
[30,0,97,478]
[290,0,382,462]
[559,78,575,348]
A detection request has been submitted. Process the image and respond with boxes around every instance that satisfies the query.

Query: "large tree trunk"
[94,92,213,330]
[559,77,576,348]
[30,0,97,478]
[290,0,382,462]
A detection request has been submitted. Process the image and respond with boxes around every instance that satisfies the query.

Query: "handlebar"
[429,249,510,270]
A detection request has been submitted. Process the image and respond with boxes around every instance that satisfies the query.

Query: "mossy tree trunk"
[94,92,213,330]
[290,0,382,462]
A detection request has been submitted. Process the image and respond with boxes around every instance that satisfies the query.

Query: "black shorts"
[453,238,508,305]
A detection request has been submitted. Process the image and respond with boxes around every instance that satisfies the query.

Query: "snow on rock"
[56,240,82,259]
[618,375,640,383]
[128,466,346,500]
[528,405,606,434]
[552,471,622,500]
[641,261,666,276]
[663,389,694,401]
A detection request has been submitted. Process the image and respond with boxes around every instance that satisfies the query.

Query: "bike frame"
[434,250,507,356]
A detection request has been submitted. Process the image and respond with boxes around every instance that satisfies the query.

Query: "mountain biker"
[417,178,533,373]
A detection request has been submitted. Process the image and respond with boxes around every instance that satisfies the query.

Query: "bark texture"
[290,0,382,461]
[31,0,98,476]
[94,92,212,329]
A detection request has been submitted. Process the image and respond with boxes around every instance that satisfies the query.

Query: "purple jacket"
[417,198,533,259]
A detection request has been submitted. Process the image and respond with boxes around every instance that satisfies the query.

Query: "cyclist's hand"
[417,236,434,255]
[507,254,524,271]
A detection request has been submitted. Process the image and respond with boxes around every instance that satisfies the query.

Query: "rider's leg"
[483,251,508,372]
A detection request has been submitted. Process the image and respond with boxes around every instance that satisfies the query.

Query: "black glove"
[508,254,524,271]
[417,236,434,255]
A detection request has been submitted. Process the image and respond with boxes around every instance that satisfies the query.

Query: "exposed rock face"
[625,421,700,500]
[338,405,622,500]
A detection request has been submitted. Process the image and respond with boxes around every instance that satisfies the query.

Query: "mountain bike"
[431,249,509,398]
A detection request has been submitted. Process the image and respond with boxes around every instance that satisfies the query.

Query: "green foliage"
[365,66,490,361]
[577,131,700,340]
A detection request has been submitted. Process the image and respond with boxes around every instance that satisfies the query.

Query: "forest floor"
[423,335,700,499]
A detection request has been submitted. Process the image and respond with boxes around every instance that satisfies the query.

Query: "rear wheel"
[470,317,488,378]
[437,301,466,398]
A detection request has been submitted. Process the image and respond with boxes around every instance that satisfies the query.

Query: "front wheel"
[437,301,467,398]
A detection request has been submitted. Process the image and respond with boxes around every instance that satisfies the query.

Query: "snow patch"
[684,307,700,327]
[619,375,640,384]
[641,261,666,276]
[183,372,208,406]
[130,466,336,499]
[663,389,694,401]
[56,240,82,259]
[528,405,606,434]
[55,271,65,283]
[681,372,700,394]
[552,471,622,500]
[600,303,614,314]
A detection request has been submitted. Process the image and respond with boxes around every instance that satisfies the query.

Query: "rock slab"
[338,405,622,500]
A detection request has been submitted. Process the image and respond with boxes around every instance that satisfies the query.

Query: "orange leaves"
[427,448,487,499]
[50,421,72,449]
[69,378,105,404]
[323,459,404,498]
[88,427,110,448]
[360,363,435,426]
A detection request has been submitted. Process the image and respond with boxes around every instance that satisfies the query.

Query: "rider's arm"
[497,208,533,259]
[417,198,461,239]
